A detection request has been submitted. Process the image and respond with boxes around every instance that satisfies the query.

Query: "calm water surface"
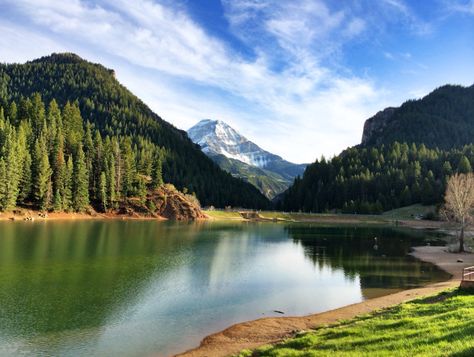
[0,221,449,356]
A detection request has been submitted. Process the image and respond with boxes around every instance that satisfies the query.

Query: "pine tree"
[83,122,94,196]
[53,189,62,212]
[136,175,147,203]
[62,101,84,151]
[99,171,107,212]
[52,130,66,194]
[30,93,46,138]
[0,159,6,210]
[8,102,17,125]
[47,99,61,142]
[458,156,472,174]
[1,124,21,210]
[73,144,89,212]
[442,161,453,176]
[18,148,32,203]
[63,156,74,212]
[121,138,135,197]
[33,137,52,211]
[92,130,104,201]
[152,155,164,189]
[106,154,116,209]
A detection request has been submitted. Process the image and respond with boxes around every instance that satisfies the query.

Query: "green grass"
[238,289,474,357]
[204,210,244,220]
[259,211,389,222]
[206,206,441,224]
[382,204,436,220]
[205,210,392,223]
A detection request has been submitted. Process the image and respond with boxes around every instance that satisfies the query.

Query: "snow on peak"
[187,119,279,168]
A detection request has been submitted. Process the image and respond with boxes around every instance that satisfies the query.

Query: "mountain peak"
[188,119,272,167]
[29,52,86,65]
[187,119,307,198]
[28,52,116,76]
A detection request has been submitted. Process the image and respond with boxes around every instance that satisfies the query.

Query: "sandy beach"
[176,245,474,357]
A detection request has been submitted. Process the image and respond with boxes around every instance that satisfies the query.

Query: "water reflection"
[285,225,448,298]
[0,221,449,356]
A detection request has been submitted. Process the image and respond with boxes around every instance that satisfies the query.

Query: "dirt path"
[176,246,474,357]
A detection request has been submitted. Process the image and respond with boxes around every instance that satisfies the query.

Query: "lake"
[0,221,450,356]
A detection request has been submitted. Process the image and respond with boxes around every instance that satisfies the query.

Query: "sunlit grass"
[238,289,474,357]
[204,210,243,219]
[382,204,436,220]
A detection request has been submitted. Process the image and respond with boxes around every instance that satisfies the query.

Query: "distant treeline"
[278,142,474,214]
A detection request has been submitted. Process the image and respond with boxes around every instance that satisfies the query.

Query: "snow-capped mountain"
[187,119,306,198]
[188,119,275,167]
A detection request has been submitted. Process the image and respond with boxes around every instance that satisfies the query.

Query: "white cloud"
[0,0,388,163]
[445,0,474,14]
[0,21,65,63]
[380,0,433,35]
[384,51,395,60]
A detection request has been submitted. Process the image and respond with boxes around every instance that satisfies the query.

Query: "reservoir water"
[0,221,450,356]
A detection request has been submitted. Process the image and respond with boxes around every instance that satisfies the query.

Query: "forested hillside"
[362,84,474,149]
[278,142,474,214]
[280,83,474,214]
[0,53,269,211]
[210,153,289,199]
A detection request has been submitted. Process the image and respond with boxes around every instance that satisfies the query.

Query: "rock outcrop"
[122,184,207,220]
[361,107,397,146]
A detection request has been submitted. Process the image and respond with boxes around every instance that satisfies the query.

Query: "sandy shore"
[176,245,474,357]
[0,211,168,221]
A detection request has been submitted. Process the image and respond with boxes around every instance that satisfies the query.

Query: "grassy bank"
[205,210,389,222]
[205,205,434,223]
[239,288,474,357]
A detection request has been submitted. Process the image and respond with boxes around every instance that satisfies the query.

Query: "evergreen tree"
[106,154,116,209]
[73,144,89,212]
[53,189,62,212]
[63,101,84,151]
[63,156,74,212]
[8,101,17,125]
[442,161,453,176]
[152,155,164,189]
[30,93,46,138]
[458,156,472,173]
[99,171,107,212]
[33,137,52,211]
[1,124,21,210]
[0,159,6,210]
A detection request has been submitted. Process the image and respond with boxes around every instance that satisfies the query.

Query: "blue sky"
[0,0,473,163]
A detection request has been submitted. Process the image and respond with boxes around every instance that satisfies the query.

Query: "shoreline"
[0,211,169,222]
[175,245,474,357]
[0,209,449,229]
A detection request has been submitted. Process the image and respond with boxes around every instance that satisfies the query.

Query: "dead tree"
[443,173,474,252]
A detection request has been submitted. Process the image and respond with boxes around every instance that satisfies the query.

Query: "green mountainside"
[0,53,269,211]
[210,153,289,199]
[280,83,474,213]
[362,84,474,149]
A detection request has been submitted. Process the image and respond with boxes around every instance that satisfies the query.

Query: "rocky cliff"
[361,107,397,145]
